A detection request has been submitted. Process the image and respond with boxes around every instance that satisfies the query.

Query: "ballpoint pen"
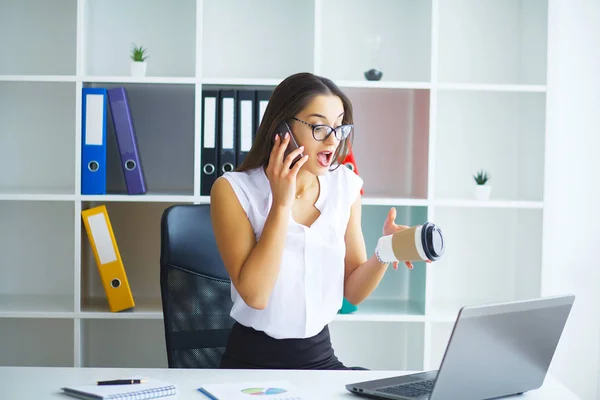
[97,379,148,386]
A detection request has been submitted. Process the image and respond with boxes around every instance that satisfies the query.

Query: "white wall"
[543,1,600,399]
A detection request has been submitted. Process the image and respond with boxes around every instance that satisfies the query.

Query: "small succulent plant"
[473,169,490,185]
[130,44,149,62]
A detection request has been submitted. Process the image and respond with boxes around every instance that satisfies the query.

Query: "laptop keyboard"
[376,379,435,398]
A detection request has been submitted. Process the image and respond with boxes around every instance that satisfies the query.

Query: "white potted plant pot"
[475,185,492,201]
[130,61,147,77]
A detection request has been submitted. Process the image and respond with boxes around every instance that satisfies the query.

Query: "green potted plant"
[130,43,149,77]
[473,169,491,200]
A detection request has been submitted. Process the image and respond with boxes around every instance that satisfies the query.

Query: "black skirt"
[220,321,357,370]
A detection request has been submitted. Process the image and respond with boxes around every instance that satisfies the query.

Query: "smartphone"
[275,121,303,168]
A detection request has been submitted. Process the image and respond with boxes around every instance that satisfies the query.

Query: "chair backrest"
[159,203,235,368]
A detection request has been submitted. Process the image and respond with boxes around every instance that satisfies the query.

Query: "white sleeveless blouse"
[221,165,364,339]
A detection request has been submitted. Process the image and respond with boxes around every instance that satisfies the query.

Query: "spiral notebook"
[61,378,177,400]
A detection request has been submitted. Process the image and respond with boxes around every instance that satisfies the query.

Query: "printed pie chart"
[241,387,288,395]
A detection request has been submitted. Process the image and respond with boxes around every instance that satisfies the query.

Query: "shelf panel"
[335,299,425,322]
[195,196,211,205]
[434,90,546,202]
[0,191,76,202]
[437,0,548,85]
[80,297,163,319]
[432,199,543,209]
[347,88,430,199]
[80,193,196,203]
[438,83,546,93]
[83,76,196,85]
[361,198,544,209]
[201,78,281,87]
[202,0,314,80]
[0,77,479,89]
[362,197,428,207]
[0,201,75,302]
[0,295,74,317]
[320,0,431,82]
[82,0,196,77]
[199,79,432,90]
[0,82,76,193]
[427,207,543,315]
[82,319,167,368]
[0,318,74,367]
[79,298,428,322]
[77,196,545,209]
[0,0,76,75]
[0,75,78,83]
[329,321,424,370]
[83,82,196,196]
[77,195,208,205]
[337,81,432,90]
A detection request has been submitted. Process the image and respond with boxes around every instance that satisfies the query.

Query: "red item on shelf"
[340,146,364,195]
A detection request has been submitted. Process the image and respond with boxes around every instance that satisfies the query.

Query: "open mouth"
[317,151,333,167]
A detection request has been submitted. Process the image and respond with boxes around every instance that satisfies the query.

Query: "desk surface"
[0,366,580,399]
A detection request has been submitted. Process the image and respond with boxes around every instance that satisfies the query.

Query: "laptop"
[346,294,575,400]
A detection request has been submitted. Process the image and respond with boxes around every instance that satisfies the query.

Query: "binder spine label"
[87,213,117,264]
[203,97,216,149]
[222,98,235,150]
[85,94,105,146]
[240,100,253,152]
[259,100,268,124]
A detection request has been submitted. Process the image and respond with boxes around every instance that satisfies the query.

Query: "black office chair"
[159,203,235,369]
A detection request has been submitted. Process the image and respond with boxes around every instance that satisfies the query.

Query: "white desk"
[0,366,579,399]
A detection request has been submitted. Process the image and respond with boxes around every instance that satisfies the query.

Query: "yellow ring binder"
[81,205,135,312]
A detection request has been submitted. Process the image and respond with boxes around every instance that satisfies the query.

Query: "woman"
[210,72,414,370]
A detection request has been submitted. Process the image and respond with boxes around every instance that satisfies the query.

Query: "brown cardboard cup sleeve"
[375,222,445,263]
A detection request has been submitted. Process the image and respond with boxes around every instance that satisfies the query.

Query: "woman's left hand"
[382,207,432,270]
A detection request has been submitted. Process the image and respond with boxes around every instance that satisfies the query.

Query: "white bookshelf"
[0,0,549,372]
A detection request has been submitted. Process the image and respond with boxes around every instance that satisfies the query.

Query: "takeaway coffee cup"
[376,222,445,263]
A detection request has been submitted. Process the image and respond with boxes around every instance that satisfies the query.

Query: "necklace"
[295,178,318,199]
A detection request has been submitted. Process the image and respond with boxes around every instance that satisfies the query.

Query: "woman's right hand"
[265,133,309,209]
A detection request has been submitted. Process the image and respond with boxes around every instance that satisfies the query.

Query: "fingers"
[289,154,309,176]
[389,207,397,221]
[278,133,292,163]
[384,207,398,232]
[270,133,282,158]
[393,261,413,270]
[268,134,282,174]
[282,146,305,171]
[388,207,397,226]
[269,133,290,173]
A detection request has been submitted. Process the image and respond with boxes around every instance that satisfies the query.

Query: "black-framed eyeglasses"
[291,117,353,141]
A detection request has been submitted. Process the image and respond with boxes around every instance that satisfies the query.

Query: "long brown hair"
[236,72,354,172]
